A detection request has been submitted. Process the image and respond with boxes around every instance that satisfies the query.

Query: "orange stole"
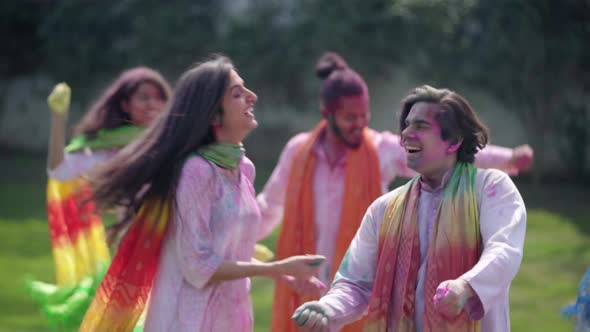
[271,120,382,332]
[47,177,110,286]
[80,198,171,332]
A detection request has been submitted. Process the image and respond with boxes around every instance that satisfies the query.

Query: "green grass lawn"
[0,154,587,331]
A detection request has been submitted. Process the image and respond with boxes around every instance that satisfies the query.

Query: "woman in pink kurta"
[145,156,263,330]
[80,56,325,332]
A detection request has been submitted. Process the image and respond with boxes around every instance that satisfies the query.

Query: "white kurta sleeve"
[319,194,390,330]
[460,169,527,317]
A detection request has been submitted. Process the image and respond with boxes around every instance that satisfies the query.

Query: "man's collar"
[419,165,456,193]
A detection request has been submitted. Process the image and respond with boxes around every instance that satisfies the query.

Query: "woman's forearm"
[47,112,67,170]
[208,260,282,284]
[206,254,323,286]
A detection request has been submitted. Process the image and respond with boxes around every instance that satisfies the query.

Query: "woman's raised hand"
[47,83,71,115]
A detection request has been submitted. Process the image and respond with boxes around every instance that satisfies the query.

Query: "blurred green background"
[1,0,589,331]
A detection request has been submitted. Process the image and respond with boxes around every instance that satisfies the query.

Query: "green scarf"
[198,143,245,170]
[64,125,144,153]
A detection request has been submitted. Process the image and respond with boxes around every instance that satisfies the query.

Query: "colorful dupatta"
[80,197,171,331]
[26,126,143,331]
[365,162,481,332]
[49,125,144,285]
[46,177,110,286]
[271,120,382,332]
[80,146,249,331]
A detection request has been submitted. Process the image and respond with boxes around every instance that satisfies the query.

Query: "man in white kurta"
[302,168,526,331]
[257,131,525,287]
[292,85,527,332]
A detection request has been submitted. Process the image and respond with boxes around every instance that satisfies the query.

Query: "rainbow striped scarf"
[26,126,144,331]
[365,163,481,332]
[80,149,239,331]
[80,197,171,331]
[47,125,143,285]
[46,178,111,286]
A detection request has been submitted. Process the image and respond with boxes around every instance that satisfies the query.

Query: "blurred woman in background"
[28,67,171,331]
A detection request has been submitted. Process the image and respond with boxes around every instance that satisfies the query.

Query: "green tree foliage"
[390,0,590,178]
[38,1,223,81]
[0,1,53,76]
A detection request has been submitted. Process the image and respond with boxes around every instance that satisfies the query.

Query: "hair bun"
[315,52,349,80]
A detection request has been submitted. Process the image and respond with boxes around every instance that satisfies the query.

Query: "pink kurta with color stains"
[144,155,262,332]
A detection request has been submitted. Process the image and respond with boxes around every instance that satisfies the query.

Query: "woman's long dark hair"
[74,67,172,138]
[91,56,234,241]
